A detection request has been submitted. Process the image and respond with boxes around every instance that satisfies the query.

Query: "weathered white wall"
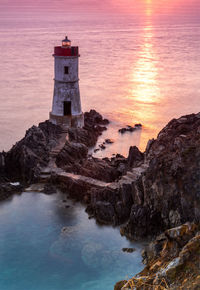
[51,55,82,117]
[52,81,82,116]
[54,56,79,82]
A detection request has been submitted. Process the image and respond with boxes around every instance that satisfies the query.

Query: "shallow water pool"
[0,191,143,290]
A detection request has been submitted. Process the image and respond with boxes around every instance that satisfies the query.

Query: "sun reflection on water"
[128,25,162,150]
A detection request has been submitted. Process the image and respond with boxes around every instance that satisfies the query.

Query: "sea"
[0,0,200,289]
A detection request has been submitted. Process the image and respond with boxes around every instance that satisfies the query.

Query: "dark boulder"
[68,110,109,147]
[127,146,144,168]
[0,182,23,201]
[4,121,62,183]
[56,141,88,167]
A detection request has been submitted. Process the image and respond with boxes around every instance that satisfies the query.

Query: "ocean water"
[0,1,200,156]
[0,192,143,290]
[0,2,200,289]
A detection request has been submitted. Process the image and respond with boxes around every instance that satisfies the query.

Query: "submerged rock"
[105,138,114,144]
[122,248,136,253]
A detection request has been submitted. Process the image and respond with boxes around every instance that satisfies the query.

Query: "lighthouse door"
[63,101,71,116]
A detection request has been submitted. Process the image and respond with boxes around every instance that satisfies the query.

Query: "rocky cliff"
[121,113,200,240]
[3,121,63,183]
[84,113,200,242]
[115,222,200,289]
[1,110,200,288]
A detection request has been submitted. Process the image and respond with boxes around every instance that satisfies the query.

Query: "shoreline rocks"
[3,120,63,183]
[1,109,200,288]
[118,124,142,134]
[117,223,200,289]
[68,109,109,147]
[0,182,23,201]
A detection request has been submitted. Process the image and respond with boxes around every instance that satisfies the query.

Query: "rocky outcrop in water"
[85,113,200,241]
[1,109,200,289]
[0,182,23,201]
[121,113,200,240]
[0,110,109,186]
[3,121,63,183]
[68,109,109,147]
[1,110,200,243]
[118,124,142,134]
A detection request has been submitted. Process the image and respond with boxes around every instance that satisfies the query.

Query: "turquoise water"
[0,192,143,290]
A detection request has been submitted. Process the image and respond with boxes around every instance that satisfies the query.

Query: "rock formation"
[84,113,200,242]
[68,109,109,147]
[3,121,63,183]
[1,109,200,289]
[116,222,200,289]
[121,113,200,240]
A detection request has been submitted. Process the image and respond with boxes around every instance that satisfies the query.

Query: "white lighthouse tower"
[49,36,84,128]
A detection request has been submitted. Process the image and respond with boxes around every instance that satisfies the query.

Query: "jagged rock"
[114,280,127,290]
[86,186,131,225]
[59,156,123,183]
[56,141,88,167]
[105,139,114,144]
[118,124,142,134]
[68,110,109,147]
[3,121,62,183]
[43,183,57,194]
[99,144,106,150]
[94,201,115,224]
[0,182,23,201]
[84,109,109,127]
[122,223,200,289]
[127,146,144,168]
[121,112,200,240]
[122,248,136,253]
[135,123,142,128]
[121,205,164,240]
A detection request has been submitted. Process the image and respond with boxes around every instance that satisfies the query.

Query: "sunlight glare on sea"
[0,0,200,156]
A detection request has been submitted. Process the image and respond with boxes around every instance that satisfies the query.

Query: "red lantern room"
[54,36,79,57]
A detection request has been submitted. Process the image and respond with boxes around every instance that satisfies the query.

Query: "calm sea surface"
[0,2,200,289]
[0,1,200,156]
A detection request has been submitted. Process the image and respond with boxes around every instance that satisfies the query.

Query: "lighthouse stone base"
[49,112,84,128]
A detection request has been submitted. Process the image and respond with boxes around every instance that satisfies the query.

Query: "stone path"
[39,126,69,183]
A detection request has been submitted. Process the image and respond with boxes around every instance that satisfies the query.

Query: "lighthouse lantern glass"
[62,37,71,48]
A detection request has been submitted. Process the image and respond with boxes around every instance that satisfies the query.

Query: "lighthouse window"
[64,66,69,74]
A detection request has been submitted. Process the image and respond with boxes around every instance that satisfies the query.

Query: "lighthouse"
[49,36,84,128]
